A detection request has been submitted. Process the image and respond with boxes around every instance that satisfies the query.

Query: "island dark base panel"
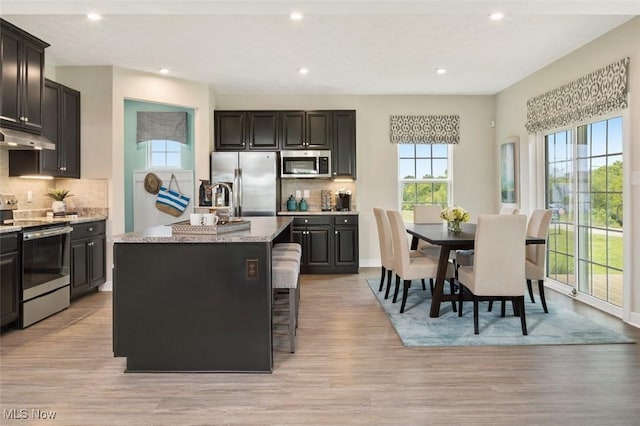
[113,242,273,372]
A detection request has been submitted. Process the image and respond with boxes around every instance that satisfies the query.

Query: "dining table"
[404,222,546,318]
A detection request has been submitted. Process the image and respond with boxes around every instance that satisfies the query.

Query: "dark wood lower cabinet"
[70,221,106,300]
[0,232,20,328]
[334,224,359,267]
[292,215,358,274]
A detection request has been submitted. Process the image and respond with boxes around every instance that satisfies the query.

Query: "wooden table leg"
[429,245,451,318]
[410,236,419,250]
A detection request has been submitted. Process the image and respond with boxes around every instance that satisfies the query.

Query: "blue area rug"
[366,278,635,347]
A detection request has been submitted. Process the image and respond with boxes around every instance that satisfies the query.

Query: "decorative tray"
[171,220,251,235]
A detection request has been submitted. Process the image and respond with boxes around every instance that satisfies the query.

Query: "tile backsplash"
[280,179,356,211]
[0,150,108,215]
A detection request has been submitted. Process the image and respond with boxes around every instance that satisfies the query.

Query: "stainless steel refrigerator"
[210,151,279,216]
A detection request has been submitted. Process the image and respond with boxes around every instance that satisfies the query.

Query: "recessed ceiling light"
[435,68,447,75]
[87,13,103,21]
[489,12,504,21]
[289,12,304,21]
[298,68,309,75]
[158,68,170,75]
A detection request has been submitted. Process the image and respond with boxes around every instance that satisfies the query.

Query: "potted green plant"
[46,189,73,213]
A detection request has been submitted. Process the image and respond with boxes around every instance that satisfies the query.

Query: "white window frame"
[535,108,631,322]
[397,144,453,218]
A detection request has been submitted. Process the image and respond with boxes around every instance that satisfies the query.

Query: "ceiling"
[2,1,638,95]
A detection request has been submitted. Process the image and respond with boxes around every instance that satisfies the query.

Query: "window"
[398,144,450,221]
[148,139,182,168]
[545,116,624,307]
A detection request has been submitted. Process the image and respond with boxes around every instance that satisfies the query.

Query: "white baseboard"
[360,258,381,268]
[626,311,640,328]
[98,281,112,292]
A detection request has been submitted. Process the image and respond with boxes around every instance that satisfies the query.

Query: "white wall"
[496,17,640,324]
[217,94,497,266]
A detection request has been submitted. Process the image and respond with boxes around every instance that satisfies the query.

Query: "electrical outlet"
[246,259,258,278]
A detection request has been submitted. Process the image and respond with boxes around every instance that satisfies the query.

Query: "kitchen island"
[112,216,293,373]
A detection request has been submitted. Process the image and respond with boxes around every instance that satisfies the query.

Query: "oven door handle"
[23,226,73,241]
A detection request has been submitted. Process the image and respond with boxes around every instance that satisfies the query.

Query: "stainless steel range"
[1,194,72,328]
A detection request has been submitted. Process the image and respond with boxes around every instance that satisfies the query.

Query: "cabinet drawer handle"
[335,231,338,235]
[304,219,308,223]
[344,219,348,222]
[88,227,93,232]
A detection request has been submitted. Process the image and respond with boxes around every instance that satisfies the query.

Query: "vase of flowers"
[440,206,470,233]
[46,189,73,213]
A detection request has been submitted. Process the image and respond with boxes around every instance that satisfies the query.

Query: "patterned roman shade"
[390,115,460,144]
[525,58,629,134]
[136,111,188,144]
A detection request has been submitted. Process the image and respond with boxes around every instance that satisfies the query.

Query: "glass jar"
[448,220,462,233]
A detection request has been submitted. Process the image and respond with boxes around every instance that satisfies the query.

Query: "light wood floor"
[1,268,639,425]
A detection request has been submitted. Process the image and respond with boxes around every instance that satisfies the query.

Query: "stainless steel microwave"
[280,150,331,178]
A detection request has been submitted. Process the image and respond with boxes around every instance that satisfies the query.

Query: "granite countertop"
[35,215,108,224]
[0,215,108,234]
[278,210,358,216]
[0,225,22,234]
[113,216,293,243]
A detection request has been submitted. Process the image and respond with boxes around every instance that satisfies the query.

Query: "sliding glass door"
[545,116,624,307]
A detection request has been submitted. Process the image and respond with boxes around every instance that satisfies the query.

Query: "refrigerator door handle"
[234,168,242,217]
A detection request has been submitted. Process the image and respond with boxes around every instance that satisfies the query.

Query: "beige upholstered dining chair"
[525,209,553,313]
[413,205,444,254]
[456,214,528,335]
[373,208,427,300]
[455,205,519,268]
[387,210,455,314]
[499,206,520,215]
[413,204,449,292]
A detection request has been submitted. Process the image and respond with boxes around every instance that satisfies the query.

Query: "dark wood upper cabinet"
[214,111,278,151]
[214,109,356,179]
[281,111,305,149]
[248,111,279,150]
[281,111,331,150]
[9,79,81,178]
[0,19,48,134]
[60,85,81,177]
[40,79,80,178]
[215,111,245,150]
[332,110,356,179]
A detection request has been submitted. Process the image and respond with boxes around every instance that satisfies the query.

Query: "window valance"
[525,57,629,134]
[390,115,460,144]
[136,111,188,144]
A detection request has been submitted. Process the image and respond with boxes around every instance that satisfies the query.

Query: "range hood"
[0,127,55,150]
